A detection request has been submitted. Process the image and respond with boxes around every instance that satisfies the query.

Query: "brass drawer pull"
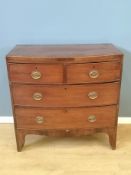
[36,116,44,124]
[88,115,96,123]
[33,92,43,101]
[89,70,99,79]
[31,70,42,80]
[88,91,98,100]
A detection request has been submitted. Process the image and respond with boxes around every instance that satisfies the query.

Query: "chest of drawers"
[6,44,123,151]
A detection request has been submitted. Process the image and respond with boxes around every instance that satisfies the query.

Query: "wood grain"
[6,44,123,151]
[67,61,121,83]
[12,83,120,107]
[6,44,123,63]
[15,106,117,130]
[8,63,63,84]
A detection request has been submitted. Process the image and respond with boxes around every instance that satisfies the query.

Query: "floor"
[0,124,131,175]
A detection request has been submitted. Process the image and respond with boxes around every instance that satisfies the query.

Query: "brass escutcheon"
[89,70,99,79]
[35,116,44,124]
[88,91,98,100]
[88,115,96,123]
[33,92,43,101]
[31,70,42,80]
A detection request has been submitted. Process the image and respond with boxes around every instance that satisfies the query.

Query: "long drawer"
[15,106,117,129]
[12,83,120,107]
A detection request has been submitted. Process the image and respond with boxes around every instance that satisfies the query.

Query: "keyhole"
[92,65,96,69]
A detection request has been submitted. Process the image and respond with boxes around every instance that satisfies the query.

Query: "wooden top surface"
[6,44,123,63]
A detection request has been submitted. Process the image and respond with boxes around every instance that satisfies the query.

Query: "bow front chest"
[6,44,123,151]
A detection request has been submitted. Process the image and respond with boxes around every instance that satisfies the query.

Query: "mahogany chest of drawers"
[6,44,123,151]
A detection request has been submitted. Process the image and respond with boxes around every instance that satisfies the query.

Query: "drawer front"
[15,106,117,129]
[8,63,63,84]
[12,83,119,107]
[67,62,121,83]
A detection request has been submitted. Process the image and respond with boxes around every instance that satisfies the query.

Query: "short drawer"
[12,83,120,107]
[67,61,121,83]
[15,106,117,129]
[8,63,63,84]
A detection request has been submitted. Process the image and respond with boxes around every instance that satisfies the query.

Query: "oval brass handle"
[88,91,98,100]
[36,116,44,124]
[88,115,96,123]
[31,70,42,80]
[33,92,43,101]
[89,70,99,79]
